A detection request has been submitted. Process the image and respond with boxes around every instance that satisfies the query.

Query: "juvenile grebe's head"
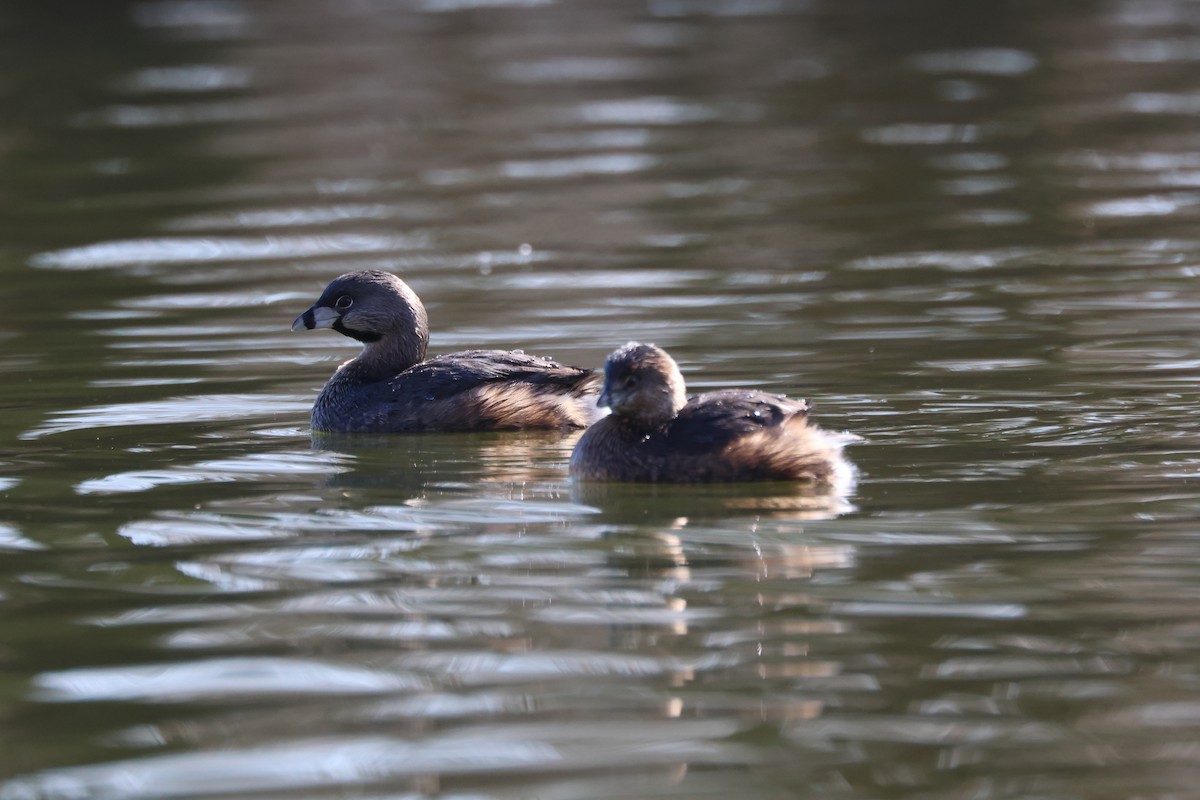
[598,342,688,423]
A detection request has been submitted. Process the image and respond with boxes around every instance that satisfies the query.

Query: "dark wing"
[371,349,600,431]
[666,390,809,451]
[410,349,597,394]
[417,350,595,388]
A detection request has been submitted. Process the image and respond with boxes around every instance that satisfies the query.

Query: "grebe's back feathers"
[669,390,809,447]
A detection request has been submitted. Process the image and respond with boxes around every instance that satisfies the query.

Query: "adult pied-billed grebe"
[291,270,601,433]
[569,342,858,484]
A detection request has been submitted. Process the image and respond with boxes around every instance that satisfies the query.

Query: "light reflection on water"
[4,0,1200,798]
[30,234,430,270]
[19,395,310,440]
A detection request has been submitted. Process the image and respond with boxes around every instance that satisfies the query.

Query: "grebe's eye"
[623,374,638,389]
[334,295,354,311]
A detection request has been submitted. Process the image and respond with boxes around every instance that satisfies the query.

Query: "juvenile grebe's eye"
[334,295,354,311]
[623,374,638,389]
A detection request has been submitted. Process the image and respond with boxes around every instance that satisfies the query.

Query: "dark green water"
[3,1,1200,797]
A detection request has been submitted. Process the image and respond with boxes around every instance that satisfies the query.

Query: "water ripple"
[77,451,348,496]
[394,650,740,684]
[861,123,1002,146]
[832,601,1027,619]
[844,247,1039,271]
[116,64,253,92]
[73,100,272,128]
[30,234,427,270]
[501,57,653,82]
[909,47,1039,75]
[0,720,749,800]
[572,97,725,125]
[786,714,1062,747]
[501,153,657,179]
[21,394,309,440]
[423,0,552,10]
[34,657,418,702]
[164,203,394,230]
[117,507,427,546]
[0,522,45,552]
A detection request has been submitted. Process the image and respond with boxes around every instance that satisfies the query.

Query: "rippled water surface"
[4,1,1200,797]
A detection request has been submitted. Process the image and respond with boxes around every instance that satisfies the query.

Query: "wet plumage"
[570,342,857,484]
[291,270,601,433]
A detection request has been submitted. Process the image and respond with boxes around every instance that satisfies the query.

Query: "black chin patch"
[332,319,382,343]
